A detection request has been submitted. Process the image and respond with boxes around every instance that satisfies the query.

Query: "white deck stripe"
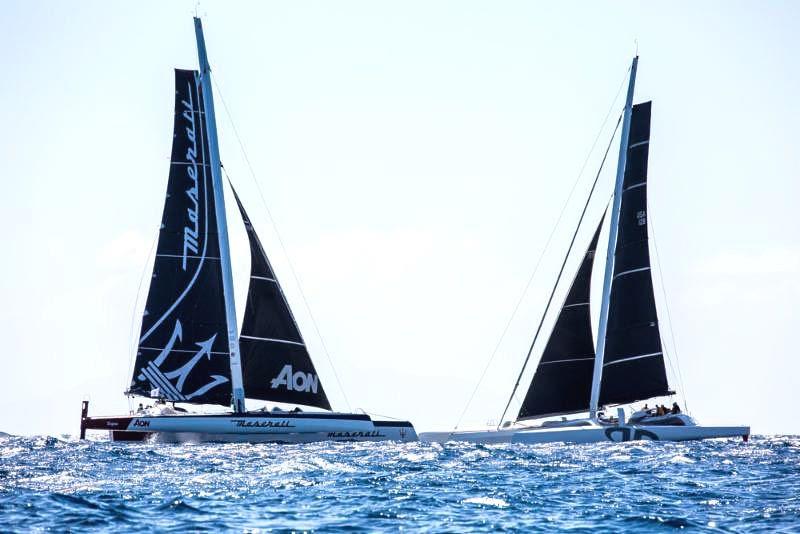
[140,346,229,355]
[562,302,589,309]
[240,335,305,347]
[540,357,595,365]
[629,140,649,149]
[614,266,650,279]
[251,276,277,283]
[623,182,646,192]
[156,253,221,260]
[603,352,663,367]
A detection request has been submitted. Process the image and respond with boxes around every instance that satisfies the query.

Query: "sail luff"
[193,17,246,412]
[589,56,638,418]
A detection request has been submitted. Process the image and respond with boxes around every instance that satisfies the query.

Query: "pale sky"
[1,1,798,436]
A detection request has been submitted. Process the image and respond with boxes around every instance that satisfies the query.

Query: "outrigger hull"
[80,402,417,443]
[420,423,750,445]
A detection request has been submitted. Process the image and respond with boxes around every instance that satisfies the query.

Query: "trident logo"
[138,320,229,400]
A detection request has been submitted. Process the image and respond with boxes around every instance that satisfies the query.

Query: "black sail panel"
[599,101,671,406]
[129,69,233,406]
[517,216,604,419]
[230,187,332,410]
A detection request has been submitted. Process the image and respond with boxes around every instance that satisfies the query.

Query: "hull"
[420,422,750,445]
[80,403,417,444]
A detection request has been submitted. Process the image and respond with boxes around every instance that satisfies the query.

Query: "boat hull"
[81,404,417,443]
[420,423,750,445]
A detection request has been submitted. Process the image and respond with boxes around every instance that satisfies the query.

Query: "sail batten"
[129,69,233,407]
[230,186,332,410]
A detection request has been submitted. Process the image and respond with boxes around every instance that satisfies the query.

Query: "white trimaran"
[80,18,417,443]
[421,57,750,444]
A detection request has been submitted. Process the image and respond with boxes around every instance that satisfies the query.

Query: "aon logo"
[270,364,320,394]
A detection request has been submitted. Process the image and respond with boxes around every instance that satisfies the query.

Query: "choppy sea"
[1,434,798,532]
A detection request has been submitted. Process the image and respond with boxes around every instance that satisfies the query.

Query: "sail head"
[129,69,233,406]
[231,188,332,410]
[517,218,604,419]
[599,101,671,406]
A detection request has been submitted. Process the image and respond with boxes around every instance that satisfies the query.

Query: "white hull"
[421,420,749,445]
[80,403,417,443]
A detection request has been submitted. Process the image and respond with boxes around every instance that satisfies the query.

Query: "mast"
[194,17,246,413]
[589,56,638,418]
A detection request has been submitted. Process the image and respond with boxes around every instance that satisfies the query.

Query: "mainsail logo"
[180,81,201,271]
[138,319,229,401]
[270,365,320,394]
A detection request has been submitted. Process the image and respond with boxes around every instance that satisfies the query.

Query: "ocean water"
[0,435,798,532]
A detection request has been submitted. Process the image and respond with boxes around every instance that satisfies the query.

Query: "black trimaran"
[421,57,749,444]
[80,18,417,443]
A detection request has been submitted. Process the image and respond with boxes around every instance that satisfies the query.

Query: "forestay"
[130,69,233,406]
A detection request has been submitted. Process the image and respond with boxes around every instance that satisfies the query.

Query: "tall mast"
[589,56,638,418]
[194,17,246,413]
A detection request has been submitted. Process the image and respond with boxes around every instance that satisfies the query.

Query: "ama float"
[80,18,417,444]
[421,57,750,445]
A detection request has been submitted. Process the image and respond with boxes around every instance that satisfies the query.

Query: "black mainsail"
[517,218,603,419]
[231,187,332,410]
[129,69,233,406]
[598,101,671,406]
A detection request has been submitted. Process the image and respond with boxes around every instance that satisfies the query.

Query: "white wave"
[463,496,509,508]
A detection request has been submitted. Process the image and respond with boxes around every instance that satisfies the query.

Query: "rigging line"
[125,233,158,393]
[361,410,403,421]
[649,211,689,412]
[449,66,632,435]
[496,114,622,429]
[212,77,352,411]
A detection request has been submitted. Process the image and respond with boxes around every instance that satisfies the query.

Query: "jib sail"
[518,218,603,419]
[230,187,332,410]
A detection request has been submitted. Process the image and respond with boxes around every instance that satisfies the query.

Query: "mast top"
[193,17,211,75]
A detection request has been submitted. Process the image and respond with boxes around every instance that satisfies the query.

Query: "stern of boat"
[371,420,418,442]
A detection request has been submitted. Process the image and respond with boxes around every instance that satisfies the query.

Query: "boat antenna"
[496,114,621,429]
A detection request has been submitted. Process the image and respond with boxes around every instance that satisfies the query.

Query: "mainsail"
[231,187,332,410]
[129,69,233,406]
[517,218,603,419]
[599,101,671,406]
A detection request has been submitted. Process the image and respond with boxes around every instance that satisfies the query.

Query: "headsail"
[129,69,233,406]
[599,101,671,406]
[517,217,604,419]
[230,186,332,410]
